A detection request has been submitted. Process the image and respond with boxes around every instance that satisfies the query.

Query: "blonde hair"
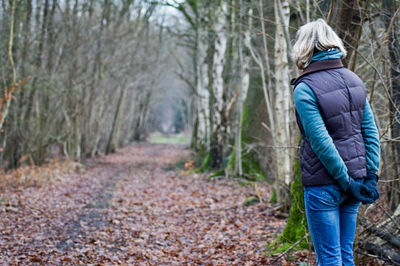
[292,19,347,70]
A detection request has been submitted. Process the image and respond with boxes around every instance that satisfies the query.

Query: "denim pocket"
[305,185,342,211]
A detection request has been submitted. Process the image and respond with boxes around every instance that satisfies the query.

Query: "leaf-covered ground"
[0,143,316,265]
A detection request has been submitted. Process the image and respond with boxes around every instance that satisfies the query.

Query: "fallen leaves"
[0,158,82,189]
[0,143,312,264]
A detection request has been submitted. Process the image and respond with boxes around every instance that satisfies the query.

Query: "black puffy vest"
[293,60,367,187]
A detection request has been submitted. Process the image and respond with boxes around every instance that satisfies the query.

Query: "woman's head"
[293,19,346,70]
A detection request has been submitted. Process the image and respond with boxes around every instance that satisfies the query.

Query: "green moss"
[268,242,292,254]
[194,147,227,177]
[241,155,266,181]
[269,189,277,203]
[209,168,225,179]
[243,196,260,206]
[227,143,266,181]
[227,147,236,170]
[193,144,208,167]
[241,106,251,140]
[237,179,253,186]
[201,152,211,169]
[267,159,310,254]
[225,103,268,181]
[195,152,211,172]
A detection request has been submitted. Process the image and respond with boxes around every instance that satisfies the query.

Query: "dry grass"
[0,159,82,189]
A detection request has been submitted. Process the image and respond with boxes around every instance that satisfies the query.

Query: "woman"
[292,19,380,265]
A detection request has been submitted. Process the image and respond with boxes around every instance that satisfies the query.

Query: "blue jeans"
[304,183,361,266]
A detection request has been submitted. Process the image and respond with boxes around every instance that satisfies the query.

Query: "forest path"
[0,143,297,265]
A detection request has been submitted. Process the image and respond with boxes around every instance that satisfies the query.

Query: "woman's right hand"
[347,178,375,204]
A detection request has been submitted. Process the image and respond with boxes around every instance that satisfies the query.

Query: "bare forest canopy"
[1,0,400,263]
[0,0,191,169]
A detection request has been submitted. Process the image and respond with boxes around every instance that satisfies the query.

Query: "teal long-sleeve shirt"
[293,49,380,190]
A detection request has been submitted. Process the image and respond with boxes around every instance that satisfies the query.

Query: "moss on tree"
[227,143,267,181]
[269,189,277,203]
[195,151,211,172]
[268,159,310,253]
[227,105,267,181]
[227,146,236,170]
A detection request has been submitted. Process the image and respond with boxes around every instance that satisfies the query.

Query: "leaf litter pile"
[0,143,315,264]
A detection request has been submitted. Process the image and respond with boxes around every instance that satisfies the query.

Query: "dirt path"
[0,143,308,265]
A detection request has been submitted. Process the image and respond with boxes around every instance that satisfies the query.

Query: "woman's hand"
[364,172,380,201]
[347,178,375,204]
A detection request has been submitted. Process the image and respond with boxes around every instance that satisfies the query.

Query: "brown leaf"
[29,256,42,263]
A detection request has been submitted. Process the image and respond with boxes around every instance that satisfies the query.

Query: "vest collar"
[291,58,344,85]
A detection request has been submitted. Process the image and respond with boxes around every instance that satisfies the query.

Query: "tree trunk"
[243,0,276,179]
[196,23,211,149]
[37,0,49,69]
[382,0,400,211]
[234,2,251,176]
[210,1,228,168]
[106,84,127,154]
[335,0,370,71]
[46,0,57,74]
[274,0,291,204]
[0,0,17,131]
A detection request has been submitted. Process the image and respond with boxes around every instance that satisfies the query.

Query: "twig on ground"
[271,233,310,264]
[377,202,400,231]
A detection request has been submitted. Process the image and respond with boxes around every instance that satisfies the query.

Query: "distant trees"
[171,0,248,169]
[0,0,174,167]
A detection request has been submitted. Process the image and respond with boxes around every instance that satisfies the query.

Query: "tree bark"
[210,1,228,168]
[359,218,400,249]
[335,0,370,71]
[106,84,127,154]
[235,2,251,176]
[382,0,400,211]
[359,242,400,265]
[37,0,49,69]
[0,0,17,132]
[196,20,211,149]
[274,0,291,203]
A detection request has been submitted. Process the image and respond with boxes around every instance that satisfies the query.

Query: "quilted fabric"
[295,66,367,187]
